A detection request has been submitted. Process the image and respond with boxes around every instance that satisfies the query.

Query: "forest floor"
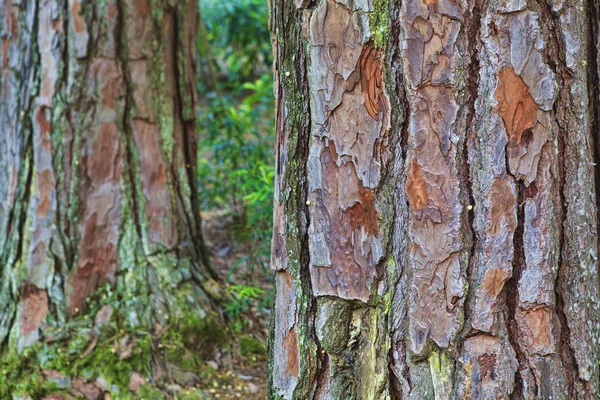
[196,210,271,399]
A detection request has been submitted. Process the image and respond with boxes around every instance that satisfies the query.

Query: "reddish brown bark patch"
[36,169,55,218]
[358,42,384,121]
[69,122,123,314]
[132,120,176,248]
[69,212,119,314]
[92,60,122,111]
[347,187,379,237]
[494,67,538,145]
[88,123,120,183]
[488,178,516,236]
[406,159,428,211]
[477,353,497,380]
[135,0,150,17]
[482,267,511,298]
[20,282,48,336]
[522,307,553,351]
[70,0,85,33]
[36,107,52,151]
[283,328,299,378]
[522,181,538,199]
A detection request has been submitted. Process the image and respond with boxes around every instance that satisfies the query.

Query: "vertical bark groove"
[506,186,526,398]
[115,0,143,243]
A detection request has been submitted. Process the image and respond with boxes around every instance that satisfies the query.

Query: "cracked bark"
[0,0,218,355]
[269,0,600,398]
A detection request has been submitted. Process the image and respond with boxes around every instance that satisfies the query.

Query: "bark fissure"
[54,0,75,272]
[461,0,482,339]
[506,183,527,399]
[115,0,143,243]
[296,39,316,400]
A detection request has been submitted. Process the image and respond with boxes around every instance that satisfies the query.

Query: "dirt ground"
[197,210,271,399]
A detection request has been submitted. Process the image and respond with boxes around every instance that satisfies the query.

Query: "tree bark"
[269,0,600,398]
[0,0,218,353]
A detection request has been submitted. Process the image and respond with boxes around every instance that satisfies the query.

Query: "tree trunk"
[0,0,218,354]
[269,0,600,398]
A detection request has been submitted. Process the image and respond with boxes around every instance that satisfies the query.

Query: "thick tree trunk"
[269,0,600,398]
[0,0,218,353]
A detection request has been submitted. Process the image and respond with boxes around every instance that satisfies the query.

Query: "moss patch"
[0,280,231,399]
[369,0,390,49]
[240,336,266,357]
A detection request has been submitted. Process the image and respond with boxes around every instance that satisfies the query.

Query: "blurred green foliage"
[197,0,274,330]
[199,0,272,85]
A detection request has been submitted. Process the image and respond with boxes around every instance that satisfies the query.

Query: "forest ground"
[198,210,271,399]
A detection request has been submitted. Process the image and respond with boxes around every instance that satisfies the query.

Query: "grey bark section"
[556,0,600,396]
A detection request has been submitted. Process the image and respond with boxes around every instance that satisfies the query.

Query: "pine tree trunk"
[269,0,600,398]
[0,0,219,353]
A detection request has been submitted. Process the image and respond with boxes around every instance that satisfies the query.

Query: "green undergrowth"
[239,336,266,358]
[197,72,275,335]
[0,284,229,399]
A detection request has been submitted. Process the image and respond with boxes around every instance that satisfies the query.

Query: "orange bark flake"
[423,0,438,11]
[482,267,511,298]
[494,67,538,145]
[522,307,553,351]
[20,283,49,336]
[283,328,299,378]
[406,159,428,211]
[488,178,516,237]
[70,0,85,33]
[358,42,384,121]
